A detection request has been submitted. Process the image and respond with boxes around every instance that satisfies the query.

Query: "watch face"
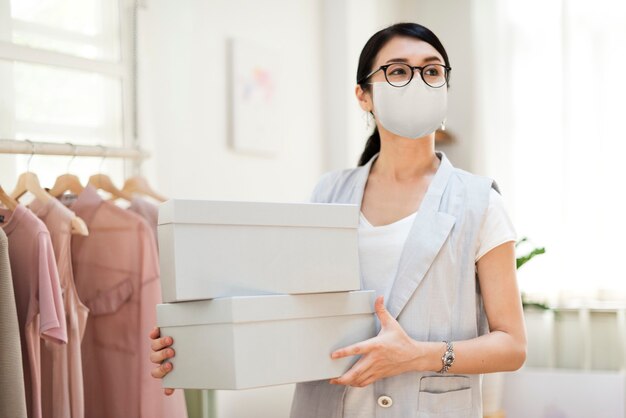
[444,352,455,366]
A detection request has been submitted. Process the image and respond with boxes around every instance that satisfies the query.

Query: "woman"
[149,22,526,417]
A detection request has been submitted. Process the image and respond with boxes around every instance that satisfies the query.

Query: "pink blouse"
[68,186,186,418]
[30,198,89,418]
[0,204,67,418]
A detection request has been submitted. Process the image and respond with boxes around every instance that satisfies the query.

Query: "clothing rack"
[0,139,150,160]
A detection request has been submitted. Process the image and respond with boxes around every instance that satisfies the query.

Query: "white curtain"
[473,0,626,303]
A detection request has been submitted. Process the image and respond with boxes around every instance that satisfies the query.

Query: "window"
[473,0,626,302]
[0,0,134,188]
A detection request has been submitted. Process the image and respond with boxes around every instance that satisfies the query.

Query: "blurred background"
[1,0,625,417]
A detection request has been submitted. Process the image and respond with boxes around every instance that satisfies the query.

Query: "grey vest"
[290,150,499,418]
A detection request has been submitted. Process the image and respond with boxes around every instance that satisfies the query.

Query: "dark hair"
[356,23,451,166]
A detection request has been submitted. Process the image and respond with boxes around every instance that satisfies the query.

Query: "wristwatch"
[438,341,455,374]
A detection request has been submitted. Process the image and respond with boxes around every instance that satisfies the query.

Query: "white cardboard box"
[157,200,361,302]
[157,290,376,390]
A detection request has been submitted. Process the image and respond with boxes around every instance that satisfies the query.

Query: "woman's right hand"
[149,326,177,396]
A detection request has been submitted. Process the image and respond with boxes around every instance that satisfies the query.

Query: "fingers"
[151,336,173,352]
[164,388,176,396]
[331,337,377,359]
[149,328,176,382]
[150,347,176,365]
[151,361,173,379]
[330,357,369,386]
[374,296,392,327]
[331,363,376,387]
[149,327,161,340]
[354,373,376,388]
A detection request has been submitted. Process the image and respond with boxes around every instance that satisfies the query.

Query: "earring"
[364,111,372,130]
[440,119,446,131]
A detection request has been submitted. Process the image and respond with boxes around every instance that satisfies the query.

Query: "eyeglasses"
[359,63,451,88]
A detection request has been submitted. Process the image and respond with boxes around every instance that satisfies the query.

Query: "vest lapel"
[351,151,456,319]
[388,152,455,318]
[349,154,378,206]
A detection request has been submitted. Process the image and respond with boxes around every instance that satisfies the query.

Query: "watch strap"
[438,340,455,374]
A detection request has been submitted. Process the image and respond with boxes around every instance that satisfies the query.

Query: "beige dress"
[0,227,28,418]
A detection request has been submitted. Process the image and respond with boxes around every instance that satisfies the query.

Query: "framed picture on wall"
[227,38,282,156]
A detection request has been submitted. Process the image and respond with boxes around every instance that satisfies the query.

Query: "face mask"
[372,77,447,139]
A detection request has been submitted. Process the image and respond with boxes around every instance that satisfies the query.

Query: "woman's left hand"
[329,295,425,387]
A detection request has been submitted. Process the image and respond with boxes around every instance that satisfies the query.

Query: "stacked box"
[157,199,362,302]
[156,199,375,390]
[157,291,376,390]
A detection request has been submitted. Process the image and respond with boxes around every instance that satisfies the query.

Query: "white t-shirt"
[342,188,517,418]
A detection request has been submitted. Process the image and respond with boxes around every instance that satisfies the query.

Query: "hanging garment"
[0,227,28,418]
[68,185,186,418]
[29,198,89,418]
[0,204,67,418]
[126,195,185,417]
[128,195,159,245]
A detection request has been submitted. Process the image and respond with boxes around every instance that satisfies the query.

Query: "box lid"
[157,290,375,327]
[157,199,359,228]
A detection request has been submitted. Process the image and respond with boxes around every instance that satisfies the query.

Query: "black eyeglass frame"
[358,63,452,88]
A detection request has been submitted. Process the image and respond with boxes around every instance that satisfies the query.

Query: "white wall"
[137,1,325,416]
[397,0,479,173]
[137,0,324,203]
[313,0,406,170]
[343,0,402,168]
[137,0,485,198]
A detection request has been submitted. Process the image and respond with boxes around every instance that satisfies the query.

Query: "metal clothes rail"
[0,139,150,160]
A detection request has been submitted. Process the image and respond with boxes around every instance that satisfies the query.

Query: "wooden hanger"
[12,142,88,236]
[49,144,85,197]
[0,185,18,211]
[49,174,85,196]
[10,172,53,203]
[121,175,167,203]
[7,167,91,235]
[87,145,134,202]
[10,140,52,203]
[50,145,89,236]
[24,174,89,235]
[88,174,134,202]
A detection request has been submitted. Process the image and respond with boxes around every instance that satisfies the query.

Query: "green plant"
[515,237,549,310]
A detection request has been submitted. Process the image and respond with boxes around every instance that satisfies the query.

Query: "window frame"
[0,0,137,176]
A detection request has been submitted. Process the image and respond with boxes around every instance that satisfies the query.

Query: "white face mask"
[372,77,447,139]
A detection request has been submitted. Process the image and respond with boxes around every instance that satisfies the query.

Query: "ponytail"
[358,125,381,166]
